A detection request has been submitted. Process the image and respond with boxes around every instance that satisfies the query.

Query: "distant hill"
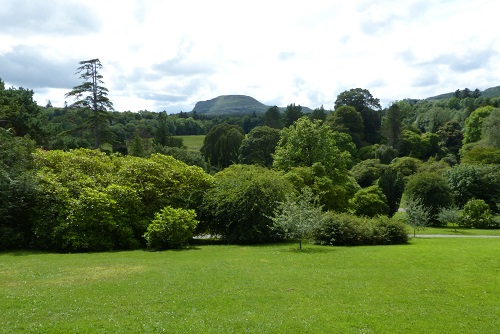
[192,95,313,115]
[426,85,500,100]
[192,95,269,115]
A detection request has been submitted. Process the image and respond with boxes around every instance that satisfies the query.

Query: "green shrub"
[436,206,462,228]
[404,172,453,225]
[372,216,409,245]
[144,206,198,250]
[349,185,389,217]
[313,212,408,246]
[200,165,294,244]
[460,199,497,229]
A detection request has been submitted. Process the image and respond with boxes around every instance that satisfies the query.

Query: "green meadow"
[1,238,499,333]
[178,135,205,152]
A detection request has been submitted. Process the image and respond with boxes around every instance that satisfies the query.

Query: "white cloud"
[1,0,499,112]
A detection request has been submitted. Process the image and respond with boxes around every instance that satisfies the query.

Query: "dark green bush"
[313,212,408,246]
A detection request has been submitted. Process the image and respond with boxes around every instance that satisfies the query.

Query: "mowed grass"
[1,238,499,333]
[177,135,205,152]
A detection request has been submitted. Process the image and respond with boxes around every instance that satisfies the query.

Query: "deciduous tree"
[334,88,382,144]
[200,123,245,169]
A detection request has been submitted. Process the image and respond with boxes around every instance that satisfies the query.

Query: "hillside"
[192,95,313,115]
[426,85,500,100]
[192,95,269,115]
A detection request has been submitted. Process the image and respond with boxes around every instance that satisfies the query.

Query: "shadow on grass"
[279,245,337,254]
[0,250,49,257]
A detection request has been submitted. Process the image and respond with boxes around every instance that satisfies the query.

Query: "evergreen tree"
[65,59,114,148]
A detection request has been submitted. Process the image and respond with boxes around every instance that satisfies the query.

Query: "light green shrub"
[144,206,198,250]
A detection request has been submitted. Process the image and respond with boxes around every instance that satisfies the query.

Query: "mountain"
[192,95,269,115]
[426,85,500,100]
[191,95,313,115]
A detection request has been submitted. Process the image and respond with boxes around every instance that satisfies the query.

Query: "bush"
[460,199,497,229]
[446,164,500,211]
[313,212,408,246]
[372,216,409,245]
[437,206,462,229]
[404,172,453,225]
[200,165,294,244]
[144,206,198,250]
[349,185,389,217]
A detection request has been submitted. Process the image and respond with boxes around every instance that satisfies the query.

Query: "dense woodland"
[1,60,500,251]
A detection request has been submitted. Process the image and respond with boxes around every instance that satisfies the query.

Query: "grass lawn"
[1,239,499,333]
[393,211,500,236]
[178,135,205,152]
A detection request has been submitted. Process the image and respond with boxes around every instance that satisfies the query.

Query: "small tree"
[405,196,431,237]
[144,206,198,250]
[436,206,462,231]
[270,187,323,249]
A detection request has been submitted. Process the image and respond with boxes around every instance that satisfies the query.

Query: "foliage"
[463,106,494,145]
[263,105,282,129]
[32,149,212,251]
[273,117,350,181]
[404,196,431,236]
[417,158,450,175]
[270,187,323,249]
[404,172,453,225]
[389,156,423,180]
[349,185,389,218]
[309,105,327,122]
[437,120,463,155]
[143,206,198,250]
[382,103,403,148]
[481,108,500,147]
[436,206,462,229]
[331,131,357,168]
[460,145,500,164]
[117,153,213,215]
[415,106,452,133]
[398,129,423,158]
[238,125,280,167]
[200,123,245,169]
[0,79,46,143]
[0,129,38,249]
[65,59,114,148]
[285,164,358,212]
[378,168,405,217]
[283,103,304,127]
[446,164,500,211]
[326,105,364,147]
[334,88,382,144]
[375,144,398,164]
[152,146,208,170]
[200,164,294,244]
[313,212,408,246]
[350,159,387,188]
[460,199,497,229]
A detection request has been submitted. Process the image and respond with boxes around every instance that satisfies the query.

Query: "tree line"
[1,59,499,251]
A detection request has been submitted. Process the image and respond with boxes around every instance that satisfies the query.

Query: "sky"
[1,0,499,113]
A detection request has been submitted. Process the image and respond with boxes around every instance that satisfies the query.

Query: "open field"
[1,238,499,333]
[178,135,205,152]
